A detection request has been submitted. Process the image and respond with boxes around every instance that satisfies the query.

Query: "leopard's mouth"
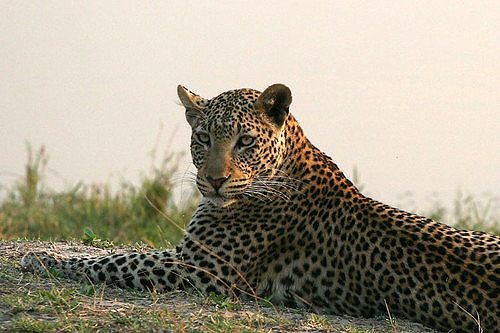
[205,192,237,208]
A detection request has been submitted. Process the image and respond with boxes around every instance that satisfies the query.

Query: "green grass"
[0,145,199,247]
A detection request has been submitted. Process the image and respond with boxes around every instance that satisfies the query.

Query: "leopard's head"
[178,84,292,207]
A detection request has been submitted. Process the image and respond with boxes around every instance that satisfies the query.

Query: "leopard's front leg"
[20,247,236,295]
[21,249,191,292]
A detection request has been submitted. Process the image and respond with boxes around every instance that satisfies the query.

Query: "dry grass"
[0,239,439,333]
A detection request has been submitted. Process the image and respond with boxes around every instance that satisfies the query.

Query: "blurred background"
[1,1,498,245]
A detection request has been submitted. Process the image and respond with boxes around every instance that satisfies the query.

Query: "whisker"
[253,178,299,194]
[247,185,290,201]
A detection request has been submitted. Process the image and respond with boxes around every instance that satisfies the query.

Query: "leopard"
[21,84,500,332]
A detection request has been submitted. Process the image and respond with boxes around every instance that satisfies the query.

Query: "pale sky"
[0,1,499,215]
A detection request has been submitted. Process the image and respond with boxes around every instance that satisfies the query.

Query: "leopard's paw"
[20,251,62,274]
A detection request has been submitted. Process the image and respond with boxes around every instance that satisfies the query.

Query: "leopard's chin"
[204,194,237,208]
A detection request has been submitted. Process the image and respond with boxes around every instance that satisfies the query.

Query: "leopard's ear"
[177,85,208,127]
[255,84,292,128]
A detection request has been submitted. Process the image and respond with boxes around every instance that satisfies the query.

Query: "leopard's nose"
[206,175,230,191]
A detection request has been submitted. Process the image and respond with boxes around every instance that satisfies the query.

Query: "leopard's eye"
[196,132,210,145]
[237,135,255,148]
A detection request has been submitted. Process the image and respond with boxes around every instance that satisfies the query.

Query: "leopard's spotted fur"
[22,84,500,332]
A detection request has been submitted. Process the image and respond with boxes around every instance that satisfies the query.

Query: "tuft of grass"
[206,292,242,311]
[420,191,499,235]
[450,191,499,235]
[305,313,331,330]
[11,315,60,333]
[0,144,199,247]
[351,167,499,235]
[82,227,114,248]
[35,287,81,312]
[383,299,398,333]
